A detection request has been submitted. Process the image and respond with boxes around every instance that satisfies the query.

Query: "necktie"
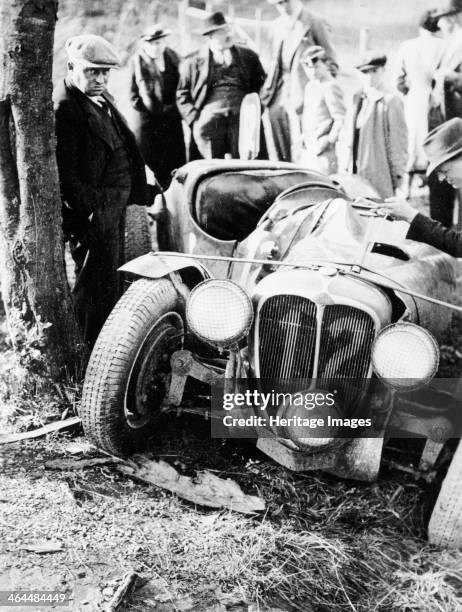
[98,98,112,117]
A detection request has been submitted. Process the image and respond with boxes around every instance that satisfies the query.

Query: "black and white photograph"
[1,0,462,610]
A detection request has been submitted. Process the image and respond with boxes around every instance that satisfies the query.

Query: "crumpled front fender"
[119,252,211,281]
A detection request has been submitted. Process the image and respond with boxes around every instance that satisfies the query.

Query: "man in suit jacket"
[128,25,185,189]
[381,118,462,256]
[55,35,148,347]
[176,12,266,159]
[261,0,337,162]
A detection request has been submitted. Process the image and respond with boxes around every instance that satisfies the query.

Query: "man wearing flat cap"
[54,34,148,347]
[347,51,407,199]
[261,0,338,162]
[381,118,462,256]
[128,25,185,189]
[176,11,266,159]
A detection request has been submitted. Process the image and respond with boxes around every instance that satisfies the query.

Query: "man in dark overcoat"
[54,34,148,347]
[128,25,185,189]
[428,0,462,226]
[176,12,266,159]
[382,118,462,256]
[261,0,337,162]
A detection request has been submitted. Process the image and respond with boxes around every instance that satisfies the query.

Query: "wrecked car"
[79,160,461,548]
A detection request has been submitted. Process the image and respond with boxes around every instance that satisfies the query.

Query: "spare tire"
[124,205,152,262]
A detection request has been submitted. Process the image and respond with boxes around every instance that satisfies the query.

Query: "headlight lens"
[186,280,254,347]
[372,323,439,390]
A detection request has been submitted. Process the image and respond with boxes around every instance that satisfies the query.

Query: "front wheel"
[80,278,186,455]
[428,440,462,549]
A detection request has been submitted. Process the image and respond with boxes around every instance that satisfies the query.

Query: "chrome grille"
[259,295,317,380]
[318,306,375,379]
[258,296,375,384]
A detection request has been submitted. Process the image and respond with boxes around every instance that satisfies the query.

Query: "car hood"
[268,198,407,268]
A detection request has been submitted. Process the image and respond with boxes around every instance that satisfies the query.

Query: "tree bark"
[0,0,82,380]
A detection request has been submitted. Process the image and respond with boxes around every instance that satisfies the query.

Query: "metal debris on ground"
[117,455,266,514]
[20,541,64,554]
[105,570,138,611]
[44,457,121,470]
[0,416,81,444]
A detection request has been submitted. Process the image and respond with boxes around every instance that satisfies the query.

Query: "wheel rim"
[124,314,183,429]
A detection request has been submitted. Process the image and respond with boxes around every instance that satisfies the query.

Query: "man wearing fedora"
[381,118,462,256]
[54,34,148,347]
[428,0,462,227]
[128,25,185,189]
[176,11,266,159]
[261,0,337,162]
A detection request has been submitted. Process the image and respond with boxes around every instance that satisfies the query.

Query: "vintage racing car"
[79,160,462,548]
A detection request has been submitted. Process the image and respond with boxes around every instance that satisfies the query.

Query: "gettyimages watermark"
[210,378,462,440]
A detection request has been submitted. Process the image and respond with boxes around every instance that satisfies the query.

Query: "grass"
[1,424,462,611]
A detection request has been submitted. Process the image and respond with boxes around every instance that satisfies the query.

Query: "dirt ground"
[2,412,462,612]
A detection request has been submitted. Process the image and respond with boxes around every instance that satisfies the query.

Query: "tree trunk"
[0,0,82,381]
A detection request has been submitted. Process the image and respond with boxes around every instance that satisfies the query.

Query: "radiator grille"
[259,295,317,380]
[258,296,375,384]
[317,305,375,379]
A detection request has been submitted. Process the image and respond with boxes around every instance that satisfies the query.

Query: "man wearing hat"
[300,45,346,175]
[347,51,407,199]
[176,11,266,159]
[261,0,337,162]
[54,34,148,347]
[128,25,185,189]
[381,118,462,256]
[428,0,462,226]
[395,10,444,199]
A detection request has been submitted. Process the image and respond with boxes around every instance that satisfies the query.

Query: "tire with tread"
[124,205,152,262]
[428,440,462,548]
[80,278,184,455]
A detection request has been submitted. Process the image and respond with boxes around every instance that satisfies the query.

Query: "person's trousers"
[266,102,292,162]
[132,111,186,189]
[193,108,240,159]
[428,170,455,228]
[70,186,130,348]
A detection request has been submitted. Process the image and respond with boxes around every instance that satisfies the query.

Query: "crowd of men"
[53,0,462,348]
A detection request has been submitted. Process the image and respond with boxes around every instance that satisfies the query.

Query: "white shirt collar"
[142,43,165,71]
[209,43,233,65]
[364,86,385,102]
[88,95,105,106]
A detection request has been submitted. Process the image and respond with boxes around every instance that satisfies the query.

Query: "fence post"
[255,7,262,54]
[228,3,235,21]
[178,0,189,55]
[359,27,369,55]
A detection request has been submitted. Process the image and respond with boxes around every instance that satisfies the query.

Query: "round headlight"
[186,280,254,348]
[372,323,439,391]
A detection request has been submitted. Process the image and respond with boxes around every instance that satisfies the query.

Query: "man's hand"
[315,135,330,155]
[380,197,419,223]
